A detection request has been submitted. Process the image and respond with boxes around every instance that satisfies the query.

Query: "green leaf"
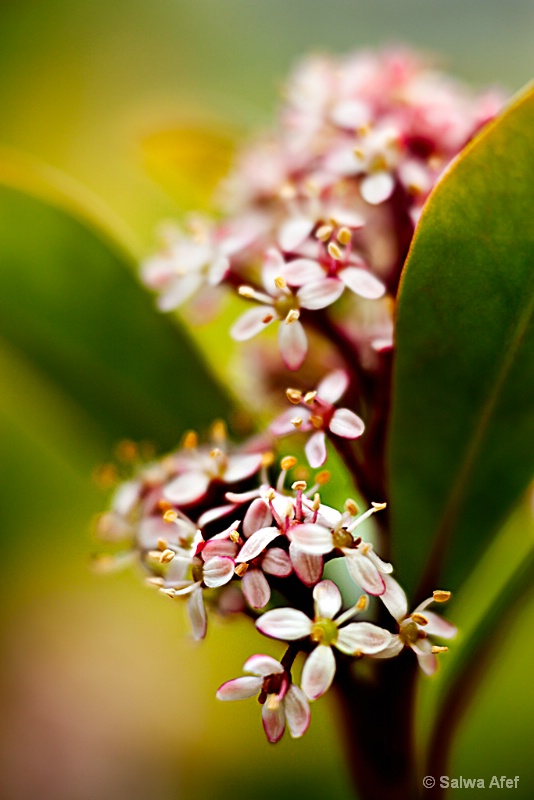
[0,177,231,453]
[388,84,534,595]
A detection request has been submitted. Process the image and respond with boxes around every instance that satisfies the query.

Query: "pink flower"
[374,580,457,675]
[256,580,393,699]
[216,654,310,743]
[271,370,365,467]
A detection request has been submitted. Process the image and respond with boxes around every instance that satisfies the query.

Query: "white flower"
[216,654,310,743]
[256,580,393,699]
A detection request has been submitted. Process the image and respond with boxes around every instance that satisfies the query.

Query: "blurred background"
[1,1,534,798]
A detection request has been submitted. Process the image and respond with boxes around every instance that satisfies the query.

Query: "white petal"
[156,272,204,311]
[262,548,293,577]
[316,370,349,405]
[339,267,385,299]
[313,579,342,619]
[329,206,365,229]
[207,254,229,286]
[243,498,273,537]
[360,171,395,205]
[262,248,286,291]
[344,552,386,596]
[366,548,394,574]
[289,523,333,556]
[203,556,235,588]
[236,527,281,563]
[231,306,274,341]
[242,568,271,609]
[256,608,312,640]
[271,407,312,437]
[282,257,325,286]
[380,575,409,621]
[284,685,311,738]
[305,431,327,468]
[197,503,237,528]
[202,538,238,559]
[278,218,315,252]
[188,587,206,640]
[289,543,324,587]
[224,453,263,483]
[422,612,457,639]
[331,99,370,129]
[262,701,286,743]
[243,654,284,676]
[298,279,344,310]
[369,635,404,659]
[417,652,438,676]
[278,319,307,371]
[329,408,365,439]
[336,622,393,655]
[164,471,210,506]
[301,646,336,700]
[216,676,263,700]
[112,480,141,516]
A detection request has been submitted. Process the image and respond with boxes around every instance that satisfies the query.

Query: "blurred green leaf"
[388,84,534,595]
[0,174,231,453]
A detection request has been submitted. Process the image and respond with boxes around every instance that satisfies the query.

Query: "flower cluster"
[96,46,501,744]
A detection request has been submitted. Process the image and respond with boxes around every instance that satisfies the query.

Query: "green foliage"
[388,85,534,594]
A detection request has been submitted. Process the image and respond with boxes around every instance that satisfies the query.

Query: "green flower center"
[311,617,338,646]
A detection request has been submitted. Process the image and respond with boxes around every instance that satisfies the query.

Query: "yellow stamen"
[337,227,352,245]
[230,530,240,544]
[356,595,369,611]
[316,224,333,241]
[291,417,303,429]
[160,549,175,564]
[292,481,307,491]
[316,470,330,485]
[327,241,343,261]
[281,456,297,470]
[431,646,449,654]
[411,613,429,626]
[344,499,359,516]
[433,590,452,603]
[163,509,178,523]
[274,276,287,289]
[286,388,303,404]
[211,419,227,444]
[304,391,317,404]
[235,563,248,577]
[285,309,300,324]
[261,451,275,467]
[371,501,387,510]
[182,430,198,449]
[157,538,168,551]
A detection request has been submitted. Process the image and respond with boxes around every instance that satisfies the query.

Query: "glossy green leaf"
[388,84,534,595]
[0,180,231,453]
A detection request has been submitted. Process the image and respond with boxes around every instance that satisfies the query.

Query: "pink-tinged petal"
[317,370,349,405]
[262,548,293,577]
[157,272,204,312]
[331,99,370,130]
[372,335,394,352]
[282,257,325,286]
[256,608,312,640]
[169,580,199,595]
[262,248,286,291]
[411,637,433,657]
[231,306,274,341]
[271,408,312,437]
[188,587,206,640]
[336,622,393,655]
[112,480,141,516]
[262,701,286,743]
[417,652,438,676]
[224,453,264,483]
[216,676,263,701]
[279,318,307,371]
[366,548,394,574]
[301,645,336,700]
[289,523,333,556]
[207,255,229,286]
[225,488,262,504]
[197,503,238,528]
[298,279,344,310]
[360,171,395,205]
[380,574,409,621]
[278,218,315,252]
[422,612,457,639]
[339,267,385,299]
[289,543,324,587]
[203,556,235,588]
[344,552,386,596]
[202,538,238,559]
[305,431,328,468]
[329,207,365,229]
[164,471,211,506]
[370,635,404,659]
[313,580,342,619]
[242,568,271,609]
[329,408,365,439]
[141,255,174,289]
[236,527,281,563]
[243,654,284,676]
[243,498,273,537]
[284,685,311,738]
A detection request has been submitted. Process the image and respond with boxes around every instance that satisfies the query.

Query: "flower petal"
[271,407,312,437]
[370,635,404,659]
[231,306,274,341]
[282,257,325,286]
[243,498,273,537]
[380,574,409,621]
[422,612,457,639]
[360,171,395,205]
[313,580,342,619]
[262,547,293,577]
[236,527,281,563]
[301,645,336,700]
[289,523,333,555]
[256,608,312,640]
[188,587,207,640]
[216,676,263,701]
[336,622,393,655]
[305,431,327,468]
[157,272,204,312]
[298,279,344,310]
[278,219,315,252]
[284,685,311,738]
[344,551,386,596]
[197,503,238,528]
[417,652,438,676]
[262,701,286,743]
[289,543,324,587]
[243,654,285,676]
[164,471,211,506]
[278,318,307,371]
[339,266,385,299]
[329,408,365,439]
[224,453,264,483]
[203,556,235,588]
[242,568,271,609]
[316,370,349,405]
[202,538,238,559]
